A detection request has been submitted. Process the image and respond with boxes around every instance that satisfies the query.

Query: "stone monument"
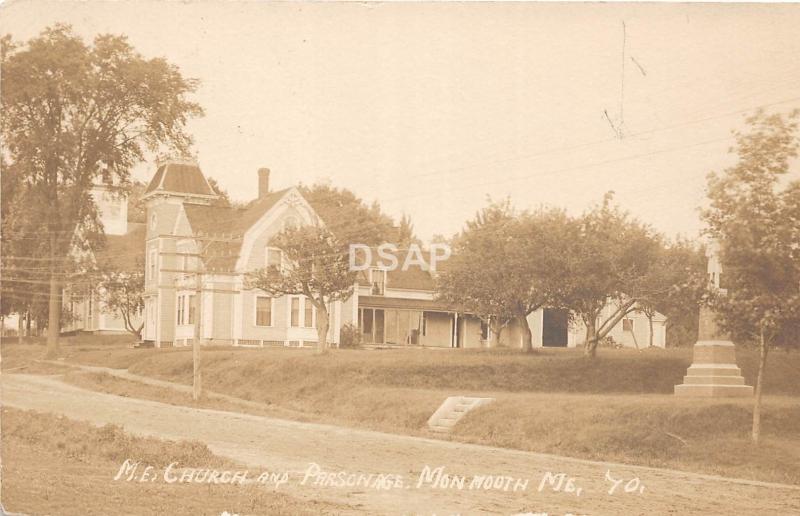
[674,245,754,397]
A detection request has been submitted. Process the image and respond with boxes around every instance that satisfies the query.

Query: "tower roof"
[143,160,216,198]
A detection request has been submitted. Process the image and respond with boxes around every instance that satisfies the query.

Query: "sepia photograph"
[0,1,799,515]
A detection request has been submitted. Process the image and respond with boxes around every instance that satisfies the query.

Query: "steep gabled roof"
[144,162,216,197]
[182,188,291,237]
[98,223,146,271]
[231,188,292,233]
[181,188,293,272]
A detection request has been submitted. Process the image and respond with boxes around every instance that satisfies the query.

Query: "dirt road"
[3,374,798,515]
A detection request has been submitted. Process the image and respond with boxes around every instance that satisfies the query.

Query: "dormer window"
[370,268,386,296]
[266,247,283,276]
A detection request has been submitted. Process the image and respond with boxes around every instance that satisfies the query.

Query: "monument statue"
[674,243,754,397]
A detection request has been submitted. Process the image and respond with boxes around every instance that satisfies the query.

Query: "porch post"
[452,312,459,348]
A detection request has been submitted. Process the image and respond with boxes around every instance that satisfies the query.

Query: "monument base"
[674,341,753,397]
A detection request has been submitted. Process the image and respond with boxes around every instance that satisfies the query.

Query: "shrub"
[339,323,362,349]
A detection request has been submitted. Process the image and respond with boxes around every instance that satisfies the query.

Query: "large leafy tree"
[562,193,663,358]
[436,201,519,347]
[436,200,575,352]
[512,206,577,352]
[1,25,202,357]
[703,110,800,444]
[0,161,51,340]
[246,225,357,354]
[299,183,405,246]
[97,267,145,339]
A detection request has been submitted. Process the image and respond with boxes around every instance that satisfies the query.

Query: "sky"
[2,1,800,242]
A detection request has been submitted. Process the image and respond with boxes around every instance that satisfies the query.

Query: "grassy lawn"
[454,393,800,485]
[4,339,800,485]
[0,407,347,515]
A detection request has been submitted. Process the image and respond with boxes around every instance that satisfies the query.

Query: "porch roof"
[358,295,456,312]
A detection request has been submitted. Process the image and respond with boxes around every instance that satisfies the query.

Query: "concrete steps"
[427,396,494,433]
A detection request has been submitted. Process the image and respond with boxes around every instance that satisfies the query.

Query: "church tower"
[140,159,219,346]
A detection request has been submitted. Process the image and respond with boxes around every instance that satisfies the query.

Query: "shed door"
[542,309,568,347]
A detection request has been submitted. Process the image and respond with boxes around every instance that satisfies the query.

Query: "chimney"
[258,168,270,199]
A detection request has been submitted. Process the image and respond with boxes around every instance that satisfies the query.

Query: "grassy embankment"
[4,338,800,484]
[0,407,346,515]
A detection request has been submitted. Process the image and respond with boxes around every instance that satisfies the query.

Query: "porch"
[357,295,463,347]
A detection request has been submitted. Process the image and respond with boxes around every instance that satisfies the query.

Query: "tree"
[246,225,357,354]
[1,160,78,340]
[0,160,38,335]
[636,238,707,348]
[1,25,202,357]
[299,183,401,246]
[703,110,800,445]
[126,180,148,223]
[206,176,244,208]
[436,201,519,347]
[512,207,579,352]
[97,267,145,339]
[436,200,575,352]
[562,192,662,358]
[396,213,418,247]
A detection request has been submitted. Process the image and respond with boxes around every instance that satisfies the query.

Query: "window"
[360,308,373,338]
[266,247,283,274]
[150,213,157,230]
[187,295,196,324]
[177,295,196,325]
[256,297,273,327]
[374,309,384,343]
[304,298,315,328]
[370,268,386,295]
[149,250,157,280]
[622,318,634,332]
[291,297,300,327]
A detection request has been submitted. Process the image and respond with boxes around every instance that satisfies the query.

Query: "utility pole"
[160,232,241,402]
[193,270,202,401]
